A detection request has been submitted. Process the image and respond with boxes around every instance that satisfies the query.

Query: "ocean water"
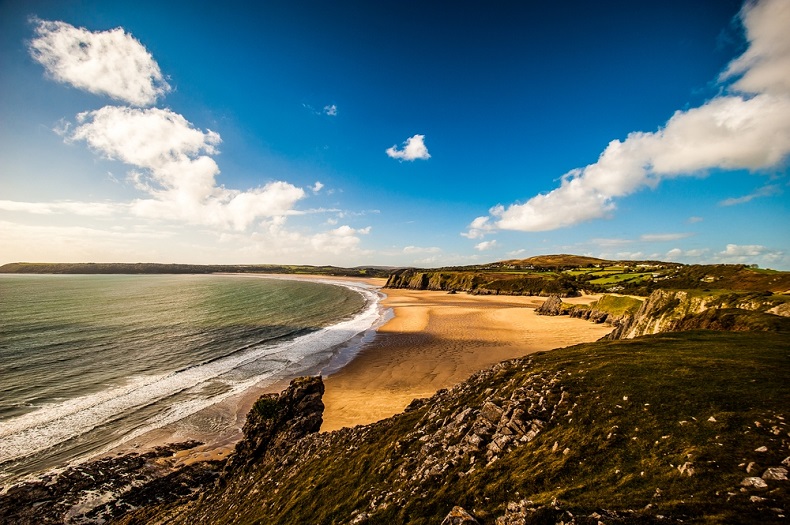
[0,274,382,484]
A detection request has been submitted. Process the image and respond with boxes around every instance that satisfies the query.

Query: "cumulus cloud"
[29,19,170,106]
[475,240,498,251]
[461,216,495,239]
[311,181,325,193]
[323,104,338,116]
[309,225,371,254]
[465,0,790,236]
[720,243,775,257]
[719,183,781,206]
[63,106,306,230]
[386,134,431,161]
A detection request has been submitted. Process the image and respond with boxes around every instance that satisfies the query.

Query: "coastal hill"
[1,256,789,523]
[114,331,787,524]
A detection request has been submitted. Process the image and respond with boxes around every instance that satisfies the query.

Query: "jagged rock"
[225,376,324,473]
[741,477,769,489]
[0,441,216,525]
[441,506,479,524]
[536,295,564,316]
[762,467,788,481]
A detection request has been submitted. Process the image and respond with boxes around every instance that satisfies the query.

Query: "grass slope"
[128,331,789,524]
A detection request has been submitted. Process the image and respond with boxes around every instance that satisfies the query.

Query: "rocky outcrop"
[0,377,325,525]
[224,375,324,474]
[118,331,790,524]
[0,441,222,525]
[604,290,790,339]
[534,294,565,315]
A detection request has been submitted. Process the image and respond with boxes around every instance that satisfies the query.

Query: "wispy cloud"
[640,232,693,242]
[29,19,170,106]
[719,184,781,206]
[465,0,790,235]
[323,104,338,116]
[386,134,431,161]
[403,245,441,254]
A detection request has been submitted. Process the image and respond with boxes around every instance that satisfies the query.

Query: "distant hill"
[0,262,392,278]
[501,254,616,268]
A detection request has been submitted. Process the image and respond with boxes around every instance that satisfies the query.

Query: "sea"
[0,274,385,485]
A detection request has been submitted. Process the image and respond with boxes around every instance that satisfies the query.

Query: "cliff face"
[121,331,790,524]
[603,290,790,339]
[536,290,790,340]
[385,269,579,297]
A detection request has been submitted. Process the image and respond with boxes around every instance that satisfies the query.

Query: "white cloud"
[0,200,118,216]
[720,243,773,257]
[719,184,781,206]
[507,249,527,257]
[29,19,170,106]
[461,215,495,239]
[590,237,633,247]
[386,134,431,161]
[65,106,305,230]
[717,243,785,265]
[309,225,371,255]
[311,181,325,193]
[640,233,693,242]
[323,104,338,116]
[475,240,498,251]
[466,0,790,235]
[687,216,704,224]
[719,0,790,96]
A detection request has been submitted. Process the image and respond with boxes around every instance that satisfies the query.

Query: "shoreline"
[128,280,611,466]
[8,276,609,478]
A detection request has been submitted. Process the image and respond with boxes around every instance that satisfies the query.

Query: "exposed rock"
[0,441,219,525]
[441,506,479,524]
[535,295,565,316]
[762,467,788,481]
[224,376,324,474]
[741,477,769,489]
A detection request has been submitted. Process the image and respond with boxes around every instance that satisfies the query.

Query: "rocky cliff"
[385,269,579,297]
[603,290,790,339]
[536,290,790,340]
[117,331,789,524]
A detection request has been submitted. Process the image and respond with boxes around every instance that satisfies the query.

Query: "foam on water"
[0,277,384,474]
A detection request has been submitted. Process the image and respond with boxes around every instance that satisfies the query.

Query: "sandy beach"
[320,287,611,431]
[106,277,611,465]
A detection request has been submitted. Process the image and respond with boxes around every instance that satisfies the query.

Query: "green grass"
[135,331,789,524]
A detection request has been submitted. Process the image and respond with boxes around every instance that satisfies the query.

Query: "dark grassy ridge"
[124,331,789,524]
[0,262,392,278]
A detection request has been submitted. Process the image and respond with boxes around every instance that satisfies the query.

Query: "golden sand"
[320,287,611,431]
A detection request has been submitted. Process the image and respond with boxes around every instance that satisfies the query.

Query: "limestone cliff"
[385,269,580,297]
[603,290,790,339]
[536,290,790,340]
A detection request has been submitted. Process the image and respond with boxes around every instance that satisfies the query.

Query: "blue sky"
[1,0,788,269]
